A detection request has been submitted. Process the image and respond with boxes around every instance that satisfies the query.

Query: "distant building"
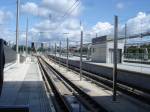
[91,35,125,63]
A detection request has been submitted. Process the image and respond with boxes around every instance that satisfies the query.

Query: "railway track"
[38,58,71,112]
[47,55,150,105]
[38,57,108,112]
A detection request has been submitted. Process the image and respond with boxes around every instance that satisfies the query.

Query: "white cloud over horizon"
[126,12,150,36]
[27,11,150,45]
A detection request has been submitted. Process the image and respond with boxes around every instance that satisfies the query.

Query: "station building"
[91,35,125,63]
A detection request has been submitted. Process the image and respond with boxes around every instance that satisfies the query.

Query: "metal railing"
[124,53,150,61]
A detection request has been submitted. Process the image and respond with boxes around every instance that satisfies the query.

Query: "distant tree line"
[12,45,32,53]
[124,44,150,59]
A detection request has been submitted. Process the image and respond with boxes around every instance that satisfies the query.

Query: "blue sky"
[81,0,150,25]
[0,0,150,44]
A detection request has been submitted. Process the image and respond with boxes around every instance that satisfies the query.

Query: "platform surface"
[0,58,52,112]
[50,54,150,75]
[88,62,150,75]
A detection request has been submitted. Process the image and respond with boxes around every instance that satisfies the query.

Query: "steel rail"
[41,56,108,112]
[37,57,72,112]
[47,55,150,105]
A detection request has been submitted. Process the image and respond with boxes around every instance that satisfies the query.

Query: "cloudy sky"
[0,0,150,45]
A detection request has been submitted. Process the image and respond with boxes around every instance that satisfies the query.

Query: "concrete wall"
[106,41,124,63]
[91,40,125,63]
[4,46,16,64]
[91,43,107,62]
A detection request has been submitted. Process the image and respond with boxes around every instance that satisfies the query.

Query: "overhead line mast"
[16,0,20,63]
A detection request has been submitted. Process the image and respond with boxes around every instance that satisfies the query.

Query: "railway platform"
[0,57,53,112]
[51,54,150,75]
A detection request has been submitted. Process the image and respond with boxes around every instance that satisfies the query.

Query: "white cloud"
[0,9,14,41]
[0,10,13,24]
[29,18,81,43]
[21,2,51,17]
[83,11,150,43]
[20,0,83,44]
[61,19,80,30]
[21,0,82,19]
[89,12,150,40]
[90,22,113,36]
[42,0,81,17]
[126,12,150,36]
[116,2,124,10]
[21,2,38,14]
[31,20,114,43]
[12,0,150,44]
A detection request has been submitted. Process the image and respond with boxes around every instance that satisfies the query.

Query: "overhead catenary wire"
[54,0,81,30]
[61,0,80,19]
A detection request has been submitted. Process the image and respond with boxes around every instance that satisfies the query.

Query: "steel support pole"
[49,42,51,53]
[113,15,118,101]
[66,38,69,70]
[16,0,19,53]
[80,22,83,81]
[16,0,20,63]
[26,17,28,58]
[52,45,53,55]
[59,41,61,66]
[55,43,56,60]
[124,24,127,57]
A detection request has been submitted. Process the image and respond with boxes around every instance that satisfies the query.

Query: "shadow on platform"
[0,81,51,112]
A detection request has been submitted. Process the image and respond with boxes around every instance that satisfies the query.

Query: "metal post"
[59,41,61,66]
[0,39,5,96]
[66,38,69,70]
[113,15,118,101]
[16,0,19,53]
[80,22,83,81]
[124,24,127,58]
[26,17,28,58]
[96,33,98,38]
[16,0,20,62]
[49,42,51,53]
[23,46,24,53]
[52,45,53,55]
[55,43,57,60]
